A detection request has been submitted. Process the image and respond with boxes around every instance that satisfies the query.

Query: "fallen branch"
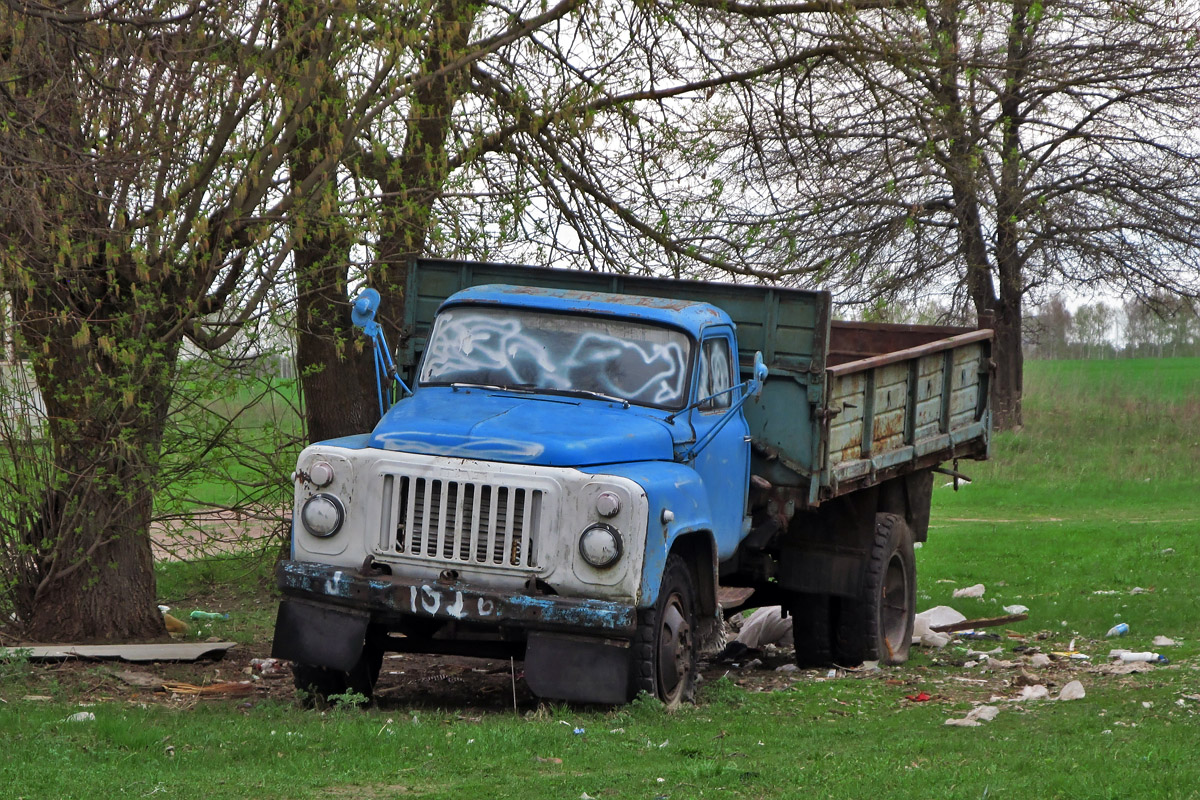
[931,613,1029,633]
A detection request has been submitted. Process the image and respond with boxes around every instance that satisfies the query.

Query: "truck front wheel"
[836,513,916,665]
[633,554,697,707]
[292,634,384,707]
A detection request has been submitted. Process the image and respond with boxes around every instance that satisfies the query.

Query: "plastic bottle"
[189,610,229,621]
[1106,622,1129,637]
[1119,651,1168,664]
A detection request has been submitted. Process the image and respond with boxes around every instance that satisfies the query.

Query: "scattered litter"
[919,632,953,649]
[913,606,966,644]
[1106,623,1130,637]
[1012,685,1050,702]
[1058,681,1086,701]
[66,711,95,722]
[1030,654,1051,668]
[734,606,793,649]
[944,717,982,727]
[162,611,189,636]
[250,658,288,677]
[1152,636,1177,647]
[945,705,999,727]
[1003,605,1029,615]
[905,692,932,702]
[952,584,986,599]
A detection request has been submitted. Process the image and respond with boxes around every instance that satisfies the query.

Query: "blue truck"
[272,259,992,705]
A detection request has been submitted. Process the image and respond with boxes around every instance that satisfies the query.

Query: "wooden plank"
[3,642,237,662]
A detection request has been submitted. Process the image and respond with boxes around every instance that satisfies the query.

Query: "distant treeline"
[1024,294,1200,360]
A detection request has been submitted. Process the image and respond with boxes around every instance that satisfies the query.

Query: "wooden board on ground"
[2,642,237,662]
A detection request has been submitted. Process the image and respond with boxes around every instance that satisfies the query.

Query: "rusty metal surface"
[277,560,637,634]
[826,329,993,378]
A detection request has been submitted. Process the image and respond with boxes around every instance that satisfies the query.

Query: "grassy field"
[2,358,1199,799]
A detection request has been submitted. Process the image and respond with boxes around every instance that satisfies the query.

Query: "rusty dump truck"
[272,259,992,705]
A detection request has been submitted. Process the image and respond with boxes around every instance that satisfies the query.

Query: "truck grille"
[379,475,542,569]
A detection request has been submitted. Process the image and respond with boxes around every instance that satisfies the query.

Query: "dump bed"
[398,259,991,507]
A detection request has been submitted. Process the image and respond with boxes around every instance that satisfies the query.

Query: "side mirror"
[752,352,768,400]
[351,288,381,336]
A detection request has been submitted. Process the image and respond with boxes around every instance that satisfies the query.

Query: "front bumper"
[276,560,637,635]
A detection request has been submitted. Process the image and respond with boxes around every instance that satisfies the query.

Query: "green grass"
[3,358,1200,799]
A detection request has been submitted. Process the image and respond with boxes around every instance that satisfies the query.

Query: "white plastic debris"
[1058,681,1086,701]
[970,705,1000,722]
[1003,604,1029,614]
[945,705,999,727]
[913,606,967,644]
[920,632,953,649]
[1012,685,1050,702]
[66,711,95,722]
[952,584,986,599]
[734,606,794,648]
[1152,636,1177,647]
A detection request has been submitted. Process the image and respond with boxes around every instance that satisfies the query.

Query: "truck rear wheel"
[788,593,835,668]
[632,554,697,707]
[835,513,916,665]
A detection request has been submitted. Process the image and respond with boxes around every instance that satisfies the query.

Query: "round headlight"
[579,524,622,568]
[301,493,345,537]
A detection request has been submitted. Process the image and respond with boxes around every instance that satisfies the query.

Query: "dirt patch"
[151,509,287,562]
[7,637,1171,714]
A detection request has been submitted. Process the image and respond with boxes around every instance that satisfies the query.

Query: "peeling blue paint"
[278,561,636,632]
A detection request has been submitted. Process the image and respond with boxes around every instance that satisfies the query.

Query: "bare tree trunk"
[15,286,172,642]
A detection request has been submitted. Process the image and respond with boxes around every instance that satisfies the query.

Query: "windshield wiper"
[548,388,631,408]
[450,382,537,393]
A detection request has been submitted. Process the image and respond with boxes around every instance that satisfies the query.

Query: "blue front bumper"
[276,560,637,635]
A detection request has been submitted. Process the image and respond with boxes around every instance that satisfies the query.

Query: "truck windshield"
[420,306,692,409]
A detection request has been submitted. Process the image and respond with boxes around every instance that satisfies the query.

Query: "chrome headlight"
[579,524,622,568]
[301,493,345,538]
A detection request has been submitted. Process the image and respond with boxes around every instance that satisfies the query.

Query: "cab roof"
[440,283,732,339]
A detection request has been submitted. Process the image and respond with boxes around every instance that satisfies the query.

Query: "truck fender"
[582,461,719,609]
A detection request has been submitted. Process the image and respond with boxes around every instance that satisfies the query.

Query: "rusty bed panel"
[822,331,991,498]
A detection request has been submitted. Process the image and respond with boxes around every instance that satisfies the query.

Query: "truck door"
[689,328,751,557]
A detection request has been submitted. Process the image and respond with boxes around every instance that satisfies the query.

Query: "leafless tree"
[694,0,1200,427]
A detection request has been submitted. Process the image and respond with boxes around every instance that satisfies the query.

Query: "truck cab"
[274,284,761,705]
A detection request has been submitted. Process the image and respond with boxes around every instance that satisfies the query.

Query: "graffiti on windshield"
[420,307,691,408]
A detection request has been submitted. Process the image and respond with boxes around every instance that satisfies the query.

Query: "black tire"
[292,632,385,707]
[788,593,835,668]
[835,512,916,666]
[632,554,698,707]
[292,662,348,707]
